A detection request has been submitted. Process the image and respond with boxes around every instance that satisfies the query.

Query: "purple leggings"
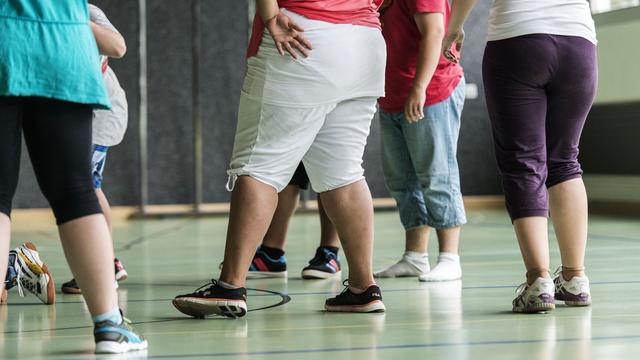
[482,34,597,220]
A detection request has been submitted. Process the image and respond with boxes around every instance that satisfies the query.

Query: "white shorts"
[227,94,378,193]
[227,10,385,193]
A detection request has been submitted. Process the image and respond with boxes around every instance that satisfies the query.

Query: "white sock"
[218,280,240,289]
[419,252,461,282]
[374,251,430,278]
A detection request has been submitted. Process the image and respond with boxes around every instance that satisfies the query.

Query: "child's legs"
[304,97,378,289]
[91,146,112,233]
[262,184,300,250]
[546,37,598,279]
[317,195,340,248]
[22,97,116,315]
[220,95,329,287]
[403,80,467,254]
[483,38,553,282]
[379,110,430,253]
[0,97,23,294]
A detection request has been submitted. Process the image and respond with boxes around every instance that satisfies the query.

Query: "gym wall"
[581,6,640,203]
[13,0,501,209]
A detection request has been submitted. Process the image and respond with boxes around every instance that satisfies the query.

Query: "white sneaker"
[10,242,55,305]
[553,269,591,306]
[418,253,462,282]
[374,252,429,278]
[512,277,555,313]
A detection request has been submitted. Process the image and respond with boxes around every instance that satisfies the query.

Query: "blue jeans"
[379,78,467,230]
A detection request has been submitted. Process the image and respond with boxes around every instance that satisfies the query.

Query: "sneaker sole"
[246,271,287,279]
[95,340,148,354]
[563,300,592,306]
[24,242,56,305]
[325,300,386,313]
[115,269,129,282]
[172,298,247,318]
[512,303,555,313]
[302,269,341,280]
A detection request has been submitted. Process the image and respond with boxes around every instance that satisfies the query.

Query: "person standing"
[374,0,466,282]
[443,0,596,313]
[0,1,147,353]
[61,3,130,295]
[172,0,387,318]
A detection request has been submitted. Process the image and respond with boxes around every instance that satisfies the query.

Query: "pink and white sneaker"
[512,277,555,313]
[553,270,591,306]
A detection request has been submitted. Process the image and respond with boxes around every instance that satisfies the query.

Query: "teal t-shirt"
[0,0,110,108]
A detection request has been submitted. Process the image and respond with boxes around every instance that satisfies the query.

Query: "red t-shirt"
[247,0,384,58]
[378,0,463,112]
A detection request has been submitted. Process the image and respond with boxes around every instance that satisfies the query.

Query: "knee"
[39,178,101,225]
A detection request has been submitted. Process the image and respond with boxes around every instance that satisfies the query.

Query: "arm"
[442,0,477,63]
[256,0,313,58]
[90,21,127,59]
[405,12,445,122]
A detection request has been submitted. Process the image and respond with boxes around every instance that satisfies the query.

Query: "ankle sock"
[419,252,462,282]
[319,246,339,255]
[92,307,122,325]
[218,280,241,290]
[374,251,429,278]
[259,245,285,259]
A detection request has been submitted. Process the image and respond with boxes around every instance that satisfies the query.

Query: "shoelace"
[552,266,564,292]
[514,282,528,297]
[193,279,218,296]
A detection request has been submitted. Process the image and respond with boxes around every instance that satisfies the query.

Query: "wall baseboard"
[12,193,638,224]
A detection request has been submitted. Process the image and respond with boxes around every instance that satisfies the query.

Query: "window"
[591,0,640,13]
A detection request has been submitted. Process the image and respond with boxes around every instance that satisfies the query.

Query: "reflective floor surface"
[2,209,640,359]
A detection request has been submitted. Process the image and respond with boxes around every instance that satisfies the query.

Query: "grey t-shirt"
[89,4,128,147]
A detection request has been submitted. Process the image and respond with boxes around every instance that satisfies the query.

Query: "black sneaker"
[172,280,247,318]
[61,278,82,294]
[302,247,342,279]
[247,246,287,279]
[325,280,386,313]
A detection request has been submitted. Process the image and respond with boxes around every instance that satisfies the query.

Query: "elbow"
[112,41,127,59]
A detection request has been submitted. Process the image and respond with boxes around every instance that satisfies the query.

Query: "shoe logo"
[371,293,381,298]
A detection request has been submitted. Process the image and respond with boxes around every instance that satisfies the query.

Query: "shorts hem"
[226,171,283,193]
[313,176,365,194]
[546,174,583,189]
[510,210,549,222]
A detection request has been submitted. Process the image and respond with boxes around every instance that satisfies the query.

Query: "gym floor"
[2,208,639,359]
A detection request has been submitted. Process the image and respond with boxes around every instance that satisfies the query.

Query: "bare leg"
[319,180,374,290]
[0,214,10,295]
[58,214,118,315]
[549,178,588,279]
[513,217,550,285]
[436,227,460,254]
[219,176,278,287]
[95,189,112,234]
[406,227,429,253]
[262,185,300,250]
[317,195,340,248]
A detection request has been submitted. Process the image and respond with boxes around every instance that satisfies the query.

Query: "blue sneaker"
[94,316,148,354]
[302,247,342,279]
[246,246,287,279]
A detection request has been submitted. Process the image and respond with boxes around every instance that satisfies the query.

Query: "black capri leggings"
[0,96,102,225]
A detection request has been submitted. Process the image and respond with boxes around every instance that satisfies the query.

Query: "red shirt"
[378,0,463,112]
[247,0,384,58]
